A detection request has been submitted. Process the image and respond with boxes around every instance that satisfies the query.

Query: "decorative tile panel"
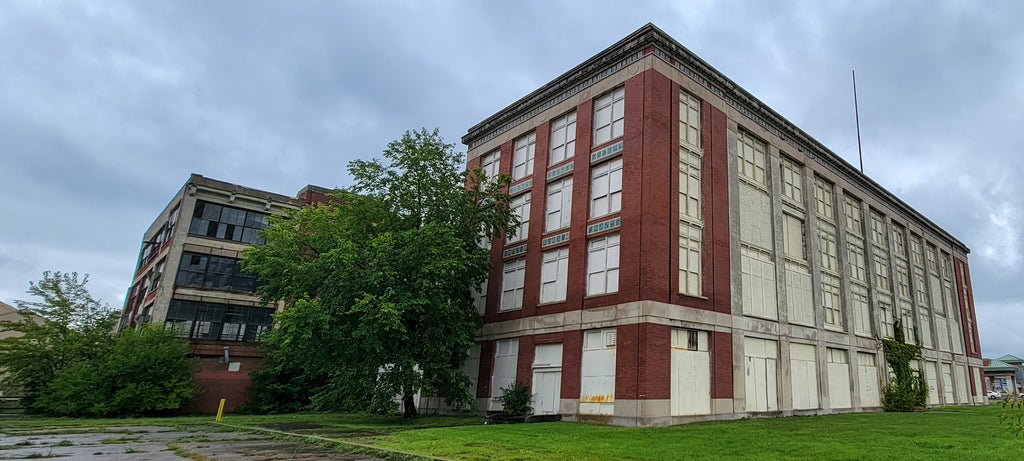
[590,141,624,163]
[547,161,574,180]
[542,231,570,247]
[509,179,532,195]
[587,217,621,235]
[503,244,527,258]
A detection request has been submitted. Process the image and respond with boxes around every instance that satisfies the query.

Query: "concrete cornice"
[462,23,969,254]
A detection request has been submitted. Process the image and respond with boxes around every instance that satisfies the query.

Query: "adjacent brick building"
[118,174,329,413]
[460,24,985,426]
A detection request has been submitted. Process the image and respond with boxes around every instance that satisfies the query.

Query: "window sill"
[676,293,708,301]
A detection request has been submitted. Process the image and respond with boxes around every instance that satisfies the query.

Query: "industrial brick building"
[460,24,985,426]
[119,174,329,412]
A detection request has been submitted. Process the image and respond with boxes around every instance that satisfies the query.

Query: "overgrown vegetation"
[1000,394,1024,437]
[495,382,532,416]
[0,271,198,416]
[243,129,515,417]
[881,318,929,411]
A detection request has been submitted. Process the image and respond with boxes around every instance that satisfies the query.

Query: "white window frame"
[680,222,702,295]
[737,131,767,187]
[679,90,701,152]
[512,132,536,181]
[540,246,570,303]
[508,193,530,244]
[587,233,620,296]
[590,157,623,218]
[545,177,573,232]
[480,150,500,181]
[593,87,625,145]
[500,258,526,312]
[549,111,576,165]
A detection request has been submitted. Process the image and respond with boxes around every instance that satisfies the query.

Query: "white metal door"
[671,329,711,415]
[973,367,984,403]
[790,343,819,410]
[461,343,482,410]
[924,361,940,405]
[857,352,880,407]
[827,348,851,409]
[744,337,778,412]
[954,365,968,404]
[941,363,955,404]
[490,338,519,411]
[532,343,563,415]
[580,329,616,415]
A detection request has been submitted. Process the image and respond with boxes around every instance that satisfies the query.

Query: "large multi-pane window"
[480,150,500,180]
[679,91,703,296]
[175,252,259,293]
[593,87,625,145]
[501,258,526,311]
[545,177,573,232]
[892,225,916,343]
[549,111,576,165]
[815,177,843,330]
[869,211,894,338]
[738,131,776,319]
[540,246,569,303]
[780,157,804,204]
[508,194,530,243]
[738,132,768,186]
[189,200,269,244]
[941,252,964,354]
[590,158,623,218]
[844,195,871,335]
[165,299,274,342]
[909,234,933,348]
[513,132,536,181]
[780,156,812,326]
[587,233,620,295]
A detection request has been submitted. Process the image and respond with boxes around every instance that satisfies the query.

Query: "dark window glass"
[165,299,275,342]
[188,200,271,244]
[174,252,260,293]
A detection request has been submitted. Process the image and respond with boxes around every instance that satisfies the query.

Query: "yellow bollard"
[215,398,226,422]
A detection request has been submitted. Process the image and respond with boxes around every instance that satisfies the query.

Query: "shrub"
[881,318,928,411]
[1000,395,1024,437]
[495,382,532,416]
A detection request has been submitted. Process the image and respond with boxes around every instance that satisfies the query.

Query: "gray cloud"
[0,0,1020,357]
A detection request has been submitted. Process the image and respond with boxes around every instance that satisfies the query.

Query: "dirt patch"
[261,422,325,431]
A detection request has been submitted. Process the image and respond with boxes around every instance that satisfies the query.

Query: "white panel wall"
[785,263,814,326]
[671,329,711,416]
[924,361,940,405]
[744,337,779,412]
[461,343,482,408]
[489,338,519,411]
[827,348,852,409]
[941,363,955,404]
[857,352,881,407]
[954,364,969,404]
[580,328,616,415]
[790,343,819,410]
[532,343,563,415]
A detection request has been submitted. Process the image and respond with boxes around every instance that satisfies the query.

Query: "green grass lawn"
[355,406,1022,461]
[3,406,1021,460]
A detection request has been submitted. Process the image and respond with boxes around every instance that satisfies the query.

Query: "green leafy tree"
[244,128,514,417]
[0,271,198,416]
[0,271,118,410]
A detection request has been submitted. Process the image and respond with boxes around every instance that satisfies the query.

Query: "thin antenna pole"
[852,69,864,173]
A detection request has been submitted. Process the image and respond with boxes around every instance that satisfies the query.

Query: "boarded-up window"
[512,131,536,181]
[671,329,710,415]
[500,258,526,311]
[593,87,625,146]
[549,111,576,165]
[580,328,616,415]
[744,337,778,412]
[827,348,851,409]
[489,338,519,411]
[545,176,573,232]
[857,352,880,407]
[790,343,819,410]
[540,247,569,303]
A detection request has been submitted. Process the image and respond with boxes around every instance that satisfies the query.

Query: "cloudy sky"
[1,1,1021,357]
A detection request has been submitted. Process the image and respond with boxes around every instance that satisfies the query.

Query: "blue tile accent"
[546,161,574,180]
[590,140,624,162]
[509,179,532,195]
[502,244,527,258]
[541,231,570,247]
[586,217,621,235]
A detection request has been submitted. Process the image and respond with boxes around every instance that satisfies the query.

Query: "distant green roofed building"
[984,358,1021,394]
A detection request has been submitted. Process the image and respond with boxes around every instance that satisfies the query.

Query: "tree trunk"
[403,394,418,418]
